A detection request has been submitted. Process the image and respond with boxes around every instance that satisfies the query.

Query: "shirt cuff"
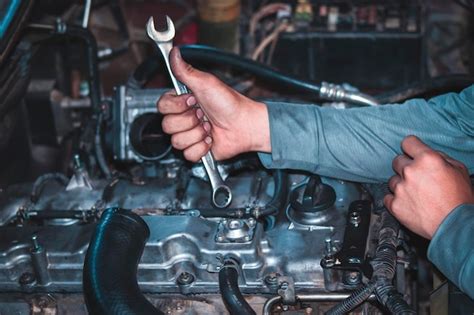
[428,204,474,299]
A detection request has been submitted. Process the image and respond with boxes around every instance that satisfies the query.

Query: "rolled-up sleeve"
[259,85,474,182]
[428,204,474,299]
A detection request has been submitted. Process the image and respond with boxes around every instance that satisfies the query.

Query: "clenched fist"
[384,135,474,239]
[157,48,271,162]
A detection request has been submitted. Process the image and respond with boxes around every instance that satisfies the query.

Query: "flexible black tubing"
[130,45,473,107]
[219,261,256,315]
[325,281,376,315]
[83,208,164,315]
[257,170,288,217]
[325,186,416,314]
[129,44,321,95]
[94,112,112,178]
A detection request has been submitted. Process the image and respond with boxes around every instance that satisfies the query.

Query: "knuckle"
[171,135,182,149]
[157,98,166,113]
[419,151,443,165]
[390,199,402,214]
[161,117,172,134]
[388,176,398,191]
[392,155,403,170]
[404,135,417,143]
[393,183,404,196]
[182,149,193,161]
[183,149,198,163]
[401,165,415,179]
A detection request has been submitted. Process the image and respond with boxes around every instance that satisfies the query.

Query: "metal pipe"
[262,293,376,315]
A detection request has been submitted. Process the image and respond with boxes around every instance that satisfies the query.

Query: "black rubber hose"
[325,281,376,315]
[95,112,112,178]
[129,44,321,95]
[130,45,473,106]
[60,24,111,178]
[219,261,256,315]
[375,279,415,314]
[256,170,288,217]
[83,208,164,315]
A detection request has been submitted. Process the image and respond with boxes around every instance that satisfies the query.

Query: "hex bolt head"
[349,211,361,227]
[19,272,35,286]
[177,272,195,285]
[264,274,279,287]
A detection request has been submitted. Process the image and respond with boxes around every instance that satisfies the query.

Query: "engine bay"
[0,0,473,314]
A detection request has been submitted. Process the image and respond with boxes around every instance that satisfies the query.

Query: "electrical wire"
[249,3,290,37]
[252,21,289,61]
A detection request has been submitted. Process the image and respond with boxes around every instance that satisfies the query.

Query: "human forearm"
[259,86,474,182]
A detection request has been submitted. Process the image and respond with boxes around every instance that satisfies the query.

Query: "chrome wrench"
[146,16,232,208]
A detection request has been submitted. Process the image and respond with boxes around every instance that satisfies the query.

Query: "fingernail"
[203,121,211,132]
[205,136,212,144]
[186,96,197,106]
[196,108,204,119]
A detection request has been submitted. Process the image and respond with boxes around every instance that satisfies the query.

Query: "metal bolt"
[227,219,242,230]
[344,271,361,285]
[325,238,332,254]
[247,218,256,226]
[280,281,289,290]
[264,274,279,287]
[243,235,251,242]
[216,235,225,242]
[177,272,195,285]
[31,235,41,252]
[282,305,289,311]
[19,272,35,286]
[349,211,361,227]
[73,154,82,169]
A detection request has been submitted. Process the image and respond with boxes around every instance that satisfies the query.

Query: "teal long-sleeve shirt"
[258,85,474,299]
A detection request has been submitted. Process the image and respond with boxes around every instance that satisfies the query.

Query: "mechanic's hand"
[157,47,270,162]
[384,135,474,239]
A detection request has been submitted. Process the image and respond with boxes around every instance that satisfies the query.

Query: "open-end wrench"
[146,16,232,208]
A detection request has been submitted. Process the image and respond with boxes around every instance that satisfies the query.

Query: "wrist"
[244,101,271,153]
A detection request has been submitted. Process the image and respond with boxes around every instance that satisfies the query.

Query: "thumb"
[170,47,211,91]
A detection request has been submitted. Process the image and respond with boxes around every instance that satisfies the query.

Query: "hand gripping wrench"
[146,16,232,208]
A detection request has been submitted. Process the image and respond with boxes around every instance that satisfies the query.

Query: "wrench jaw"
[146,15,175,43]
[212,185,233,209]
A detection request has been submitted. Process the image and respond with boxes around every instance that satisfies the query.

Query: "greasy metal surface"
[0,174,362,295]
